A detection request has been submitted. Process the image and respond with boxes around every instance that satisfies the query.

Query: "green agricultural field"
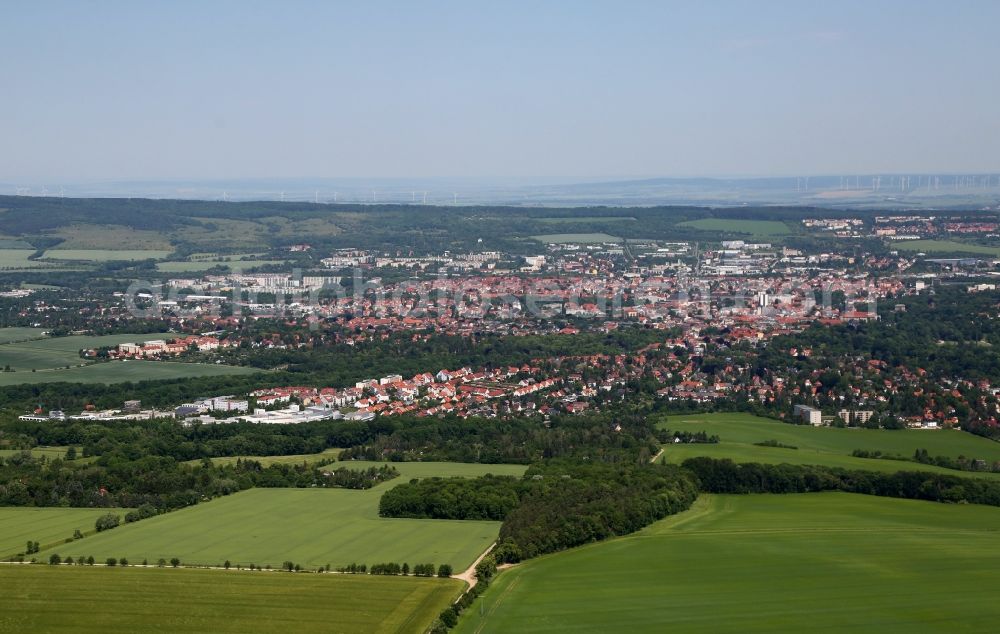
[678,218,791,236]
[0,332,174,371]
[0,507,132,559]
[0,237,33,248]
[156,259,289,272]
[891,239,1000,257]
[535,216,637,224]
[188,447,344,467]
[458,493,1000,633]
[0,446,79,461]
[0,359,259,386]
[41,249,174,261]
[0,333,257,384]
[0,249,52,269]
[530,233,622,244]
[657,412,1000,479]
[0,327,47,344]
[35,462,527,571]
[0,565,461,633]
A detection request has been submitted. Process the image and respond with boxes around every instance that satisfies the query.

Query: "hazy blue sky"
[2,1,998,183]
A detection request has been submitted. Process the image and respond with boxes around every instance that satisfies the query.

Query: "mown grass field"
[0,446,78,460]
[0,507,132,559]
[678,218,791,236]
[535,216,637,224]
[0,327,47,344]
[0,249,52,269]
[186,447,344,467]
[0,359,259,386]
[0,332,173,371]
[35,462,527,571]
[0,332,258,384]
[890,239,1000,257]
[41,248,174,261]
[156,259,289,272]
[530,232,622,243]
[657,412,1000,479]
[0,565,461,633]
[457,493,1000,633]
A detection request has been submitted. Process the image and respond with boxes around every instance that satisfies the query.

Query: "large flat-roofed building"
[793,404,823,426]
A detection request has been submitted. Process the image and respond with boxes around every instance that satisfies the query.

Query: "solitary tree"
[170,558,180,568]
[437,564,453,578]
[106,558,117,567]
[49,553,61,565]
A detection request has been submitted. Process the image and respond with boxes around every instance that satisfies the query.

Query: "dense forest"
[682,457,1000,506]
[0,449,396,509]
[340,412,661,464]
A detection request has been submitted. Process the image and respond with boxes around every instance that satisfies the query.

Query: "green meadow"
[0,565,461,633]
[0,446,79,461]
[35,462,527,571]
[458,493,1000,633]
[0,507,132,559]
[0,333,173,371]
[0,359,259,385]
[41,249,174,261]
[0,249,52,269]
[530,233,622,244]
[0,333,257,384]
[156,259,288,272]
[187,447,345,467]
[0,327,48,344]
[657,412,1000,478]
[679,218,791,236]
[535,216,637,224]
[891,239,1000,257]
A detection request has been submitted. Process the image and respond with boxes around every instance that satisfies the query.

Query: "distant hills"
[3,174,1000,209]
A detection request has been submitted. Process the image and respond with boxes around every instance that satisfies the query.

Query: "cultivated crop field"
[35,462,527,571]
[657,412,1000,479]
[0,327,47,344]
[535,216,637,224]
[0,565,461,633]
[678,218,791,236]
[0,333,258,384]
[0,249,52,269]
[187,447,344,467]
[890,239,1000,257]
[41,249,174,261]
[0,446,79,460]
[458,493,1000,633]
[0,359,259,386]
[0,507,132,559]
[530,233,622,244]
[0,332,173,371]
[156,259,289,272]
